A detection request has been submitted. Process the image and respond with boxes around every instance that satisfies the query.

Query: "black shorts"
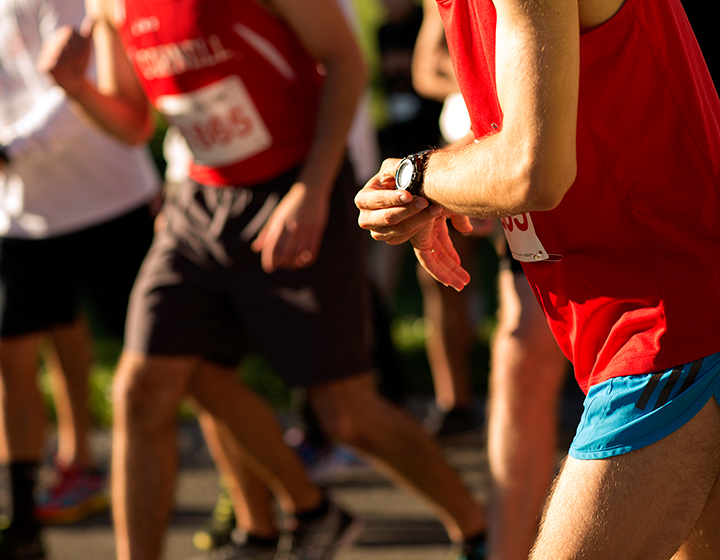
[0,204,155,338]
[124,160,374,387]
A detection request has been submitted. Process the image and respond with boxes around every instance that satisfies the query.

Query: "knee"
[112,354,190,434]
[315,404,368,448]
[310,391,378,449]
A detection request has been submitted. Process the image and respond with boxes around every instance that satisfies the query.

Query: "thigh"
[531,398,720,560]
[123,231,248,367]
[0,236,77,336]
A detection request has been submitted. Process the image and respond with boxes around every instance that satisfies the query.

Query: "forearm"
[295,54,366,200]
[69,77,155,145]
[421,0,580,218]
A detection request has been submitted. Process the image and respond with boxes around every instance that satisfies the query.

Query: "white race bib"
[500,212,550,262]
[155,76,272,166]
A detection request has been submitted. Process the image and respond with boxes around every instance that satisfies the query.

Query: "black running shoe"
[274,502,362,560]
[424,405,478,438]
[193,484,237,551]
[0,526,45,560]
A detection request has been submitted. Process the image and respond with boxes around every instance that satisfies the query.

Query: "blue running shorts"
[570,351,720,460]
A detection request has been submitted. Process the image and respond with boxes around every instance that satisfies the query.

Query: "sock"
[2,462,40,535]
[244,533,280,548]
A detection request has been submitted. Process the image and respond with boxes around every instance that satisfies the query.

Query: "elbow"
[122,114,156,146]
[514,152,577,212]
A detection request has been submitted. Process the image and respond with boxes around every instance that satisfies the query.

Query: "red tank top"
[116,0,323,186]
[438,0,720,392]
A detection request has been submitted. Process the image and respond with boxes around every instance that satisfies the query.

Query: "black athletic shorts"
[0,204,155,338]
[124,160,374,387]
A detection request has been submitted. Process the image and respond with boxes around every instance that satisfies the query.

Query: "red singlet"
[116,0,323,187]
[438,0,720,392]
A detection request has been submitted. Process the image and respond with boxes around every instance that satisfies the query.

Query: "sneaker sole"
[35,494,109,525]
[325,516,364,560]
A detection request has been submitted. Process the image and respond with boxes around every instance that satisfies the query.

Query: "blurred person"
[39,1,487,560]
[356,1,720,559]
[0,0,159,555]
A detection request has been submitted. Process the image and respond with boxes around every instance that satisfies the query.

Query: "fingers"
[253,221,321,273]
[357,196,442,244]
[415,247,470,292]
[449,214,474,234]
[80,16,96,38]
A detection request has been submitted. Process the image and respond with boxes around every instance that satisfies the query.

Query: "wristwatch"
[395,149,433,196]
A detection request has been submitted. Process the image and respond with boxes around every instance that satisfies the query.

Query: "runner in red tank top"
[355,0,720,558]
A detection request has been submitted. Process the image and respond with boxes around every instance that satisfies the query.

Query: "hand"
[355,158,441,244]
[451,215,497,237]
[251,182,329,273]
[37,17,94,98]
[411,217,471,292]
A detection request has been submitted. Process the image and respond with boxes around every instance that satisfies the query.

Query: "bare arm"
[271,0,366,201]
[250,0,366,272]
[411,0,459,102]
[421,0,580,218]
[37,0,154,144]
[358,0,581,227]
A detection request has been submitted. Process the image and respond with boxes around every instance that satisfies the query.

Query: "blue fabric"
[570,351,720,460]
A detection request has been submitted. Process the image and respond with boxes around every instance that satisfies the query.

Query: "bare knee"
[112,353,197,435]
[309,373,381,449]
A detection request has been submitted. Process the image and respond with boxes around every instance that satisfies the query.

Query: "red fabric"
[118,0,323,186]
[438,0,720,393]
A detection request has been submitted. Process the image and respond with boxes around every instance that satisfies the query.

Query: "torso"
[111,0,324,187]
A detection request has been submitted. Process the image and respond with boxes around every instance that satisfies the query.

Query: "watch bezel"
[394,149,432,196]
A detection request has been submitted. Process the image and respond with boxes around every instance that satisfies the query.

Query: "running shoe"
[448,537,487,560]
[424,405,478,438]
[192,484,237,551]
[188,530,277,560]
[34,460,108,525]
[274,501,362,560]
[0,525,45,560]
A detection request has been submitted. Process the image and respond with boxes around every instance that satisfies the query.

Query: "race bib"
[500,212,550,262]
[155,76,272,166]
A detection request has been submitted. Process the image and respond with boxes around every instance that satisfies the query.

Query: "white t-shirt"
[0,0,160,238]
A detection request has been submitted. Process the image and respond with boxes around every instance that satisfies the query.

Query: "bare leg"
[486,269,568,560]
[188,362,322,517]
[672,438,720,560]
[41,316,94,468]
[113,354,322,560]
[309,372,486,543]
[416,233,475,411]
[531,399,720,560]
[196,410,277,538]
[0,334,46,463]
[111,353,194,560]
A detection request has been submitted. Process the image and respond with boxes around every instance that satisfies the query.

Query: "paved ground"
[39,393,584,560]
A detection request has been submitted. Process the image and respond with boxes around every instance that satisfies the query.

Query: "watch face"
[395,159,415,191]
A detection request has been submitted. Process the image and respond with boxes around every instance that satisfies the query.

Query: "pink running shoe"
[34,460,109,525]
